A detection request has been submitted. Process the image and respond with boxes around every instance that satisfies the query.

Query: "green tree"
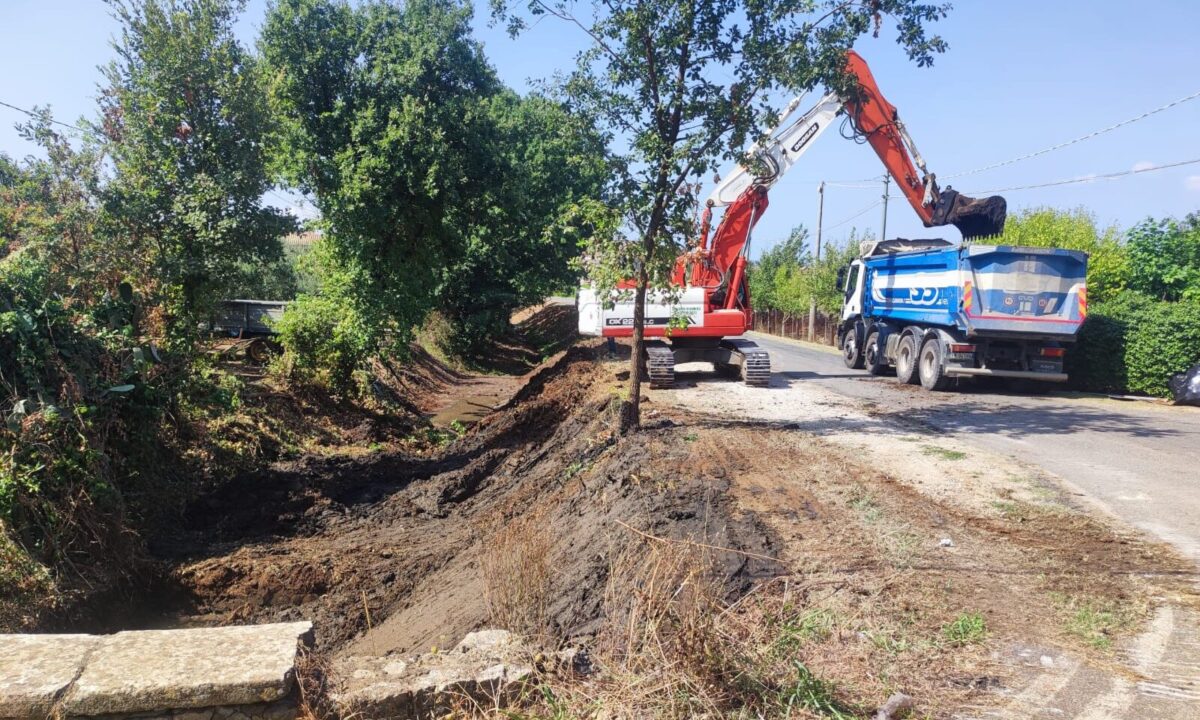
[773,237,860,319]
[749,225,810,311]
[262,0,503,368]
[1124,217,1200,302]
[435,91,609,355]
[99,0,294,343]
[495,0,949,431]
[998,207,1128,303]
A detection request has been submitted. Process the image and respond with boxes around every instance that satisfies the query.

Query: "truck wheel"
[918,337,953,391]
[842,329,864,369]
[864,331,889,376]
[894,335,919,385]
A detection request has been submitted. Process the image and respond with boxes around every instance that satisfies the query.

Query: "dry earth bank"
[103,339,1196,718]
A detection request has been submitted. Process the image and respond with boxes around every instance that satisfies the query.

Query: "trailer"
[207,299,289,364]
[837,239,1088,390]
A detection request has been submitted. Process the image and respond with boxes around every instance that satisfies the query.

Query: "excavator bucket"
[931,188,1007,240]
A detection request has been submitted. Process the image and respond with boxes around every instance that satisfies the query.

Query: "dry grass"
[481,507,554,645]
[294,646,338,720]
[504,538,864,720]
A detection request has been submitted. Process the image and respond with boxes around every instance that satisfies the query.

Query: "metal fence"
[752,309,838,346]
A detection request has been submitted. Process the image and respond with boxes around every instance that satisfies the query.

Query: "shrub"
[274,293,374,391]
[1069,292,1200,397]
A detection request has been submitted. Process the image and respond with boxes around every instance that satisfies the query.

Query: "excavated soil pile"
[159,343,778,653]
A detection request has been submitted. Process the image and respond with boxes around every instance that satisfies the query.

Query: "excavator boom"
[843,50,1006,239]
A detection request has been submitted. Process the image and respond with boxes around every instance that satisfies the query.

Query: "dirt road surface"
[745,331,1200,564]
[652,334,1200,720]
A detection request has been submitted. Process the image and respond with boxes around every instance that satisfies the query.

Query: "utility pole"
[880,174,890,242]
[809,181,825,342]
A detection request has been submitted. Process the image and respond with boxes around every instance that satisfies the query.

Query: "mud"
[152,344,778,654]
[101,332,1199,717]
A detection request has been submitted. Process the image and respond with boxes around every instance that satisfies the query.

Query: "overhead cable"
[0,99,84,132]
[824,200,882,231]
[964,157,1200,194]
[944,89,1200,179]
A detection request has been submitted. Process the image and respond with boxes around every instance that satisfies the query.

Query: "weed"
[921,445,967,461]
[562,460,592,481]
[776,661,854,718]
[942,612,987,646]
[449,419,469,436]
[864,627,914,655]
[480,509,553,643]
[683,432,699,442]
[1053,594,1138,650]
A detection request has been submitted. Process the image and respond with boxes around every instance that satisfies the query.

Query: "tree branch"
[531,1,620,60]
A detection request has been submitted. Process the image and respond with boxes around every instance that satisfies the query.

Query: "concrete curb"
[0,622,312,719]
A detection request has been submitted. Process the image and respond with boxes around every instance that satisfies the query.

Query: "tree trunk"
[619,266,649,434]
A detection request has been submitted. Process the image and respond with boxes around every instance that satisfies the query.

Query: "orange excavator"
[577,50,1007,387]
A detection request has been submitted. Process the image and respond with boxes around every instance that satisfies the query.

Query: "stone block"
[0,634,99,718]
[62,622,312,716]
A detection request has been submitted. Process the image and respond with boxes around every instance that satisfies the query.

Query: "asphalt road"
[747,331,1200,563]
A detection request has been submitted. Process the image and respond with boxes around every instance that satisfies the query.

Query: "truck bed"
[862,245,1087,339]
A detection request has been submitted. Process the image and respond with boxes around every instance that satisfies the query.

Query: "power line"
[944,88,1200,180]
[965,157,1200,195]
[0,99,84,132]
[825,199,883,231]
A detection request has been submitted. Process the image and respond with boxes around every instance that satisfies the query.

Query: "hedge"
[1068,292,1200,397]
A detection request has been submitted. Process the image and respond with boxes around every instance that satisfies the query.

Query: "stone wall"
[0,623,311,720]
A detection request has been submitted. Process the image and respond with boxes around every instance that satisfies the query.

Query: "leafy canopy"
[100,0,294,336]
[1124,215,1200,302]
[263,0,608,367]
[749,225,811,310]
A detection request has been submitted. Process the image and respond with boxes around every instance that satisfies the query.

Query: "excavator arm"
[842,50,1006,240]
[697,50,1006,273]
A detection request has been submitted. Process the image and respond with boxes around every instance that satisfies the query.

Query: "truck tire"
[864,331,889,376]
[894,334,919,385]
[918,337,953,391]
[842,328,864,369]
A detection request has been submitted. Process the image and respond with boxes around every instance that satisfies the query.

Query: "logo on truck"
[908,287,939,305]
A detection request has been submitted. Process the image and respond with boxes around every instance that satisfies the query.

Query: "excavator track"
[646,341,676,389]
[723,339,771,387]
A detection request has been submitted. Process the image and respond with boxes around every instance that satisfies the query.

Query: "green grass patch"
[769,605,836,655]
[775,661,855,719]
[1053,594,1139,650]
[921,445,967,461]
[942,612,987,646]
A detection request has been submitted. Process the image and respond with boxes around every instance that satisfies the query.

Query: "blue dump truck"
[837,239,1089,391]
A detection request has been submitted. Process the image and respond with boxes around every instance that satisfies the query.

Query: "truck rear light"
[949,344,976,354]
[1040,347,1066,358]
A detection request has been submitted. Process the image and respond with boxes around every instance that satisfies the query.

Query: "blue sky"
[2,1,1198,256]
